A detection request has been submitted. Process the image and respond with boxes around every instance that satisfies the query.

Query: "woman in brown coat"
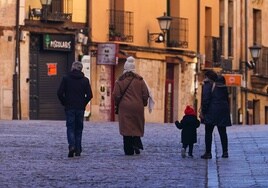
[113,56,150,155]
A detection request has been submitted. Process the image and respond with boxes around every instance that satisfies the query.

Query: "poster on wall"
[81,55,91,118]
[97,43,118,65]
[47,63,57,76]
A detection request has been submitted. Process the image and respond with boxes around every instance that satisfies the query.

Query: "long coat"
[112,72,149,136]
[175,115,200,144]
[201,79,232,127]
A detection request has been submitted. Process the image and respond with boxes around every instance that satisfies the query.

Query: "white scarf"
[144,80,155,113]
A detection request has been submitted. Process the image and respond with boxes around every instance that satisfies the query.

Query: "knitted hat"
[124,56,136,72]
[205,70,218,81]
[71,61,83,71]
[184,105,196,116]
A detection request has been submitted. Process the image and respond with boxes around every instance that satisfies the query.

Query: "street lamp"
[40,0,52,21]
[244,43,262,124]
[147,13,172,43]
[249,44,262,65]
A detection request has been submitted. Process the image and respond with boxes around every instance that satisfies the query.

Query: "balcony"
[167,17,189,48]
[30,8,72,23]
[41,11,72,22]
[251,46,268,89]
[108,9,134,42]
[204,36,222,68]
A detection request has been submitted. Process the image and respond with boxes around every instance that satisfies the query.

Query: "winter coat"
[201,78,232,127]
[175,115,200,144]
[57,70,93,110]
[112,72,149,136]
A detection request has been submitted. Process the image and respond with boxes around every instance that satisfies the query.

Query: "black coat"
[201,79,232,127]
[175,115,200,144]
[57,70,93,110]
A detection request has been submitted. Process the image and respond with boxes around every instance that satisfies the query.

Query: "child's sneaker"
[181,148,186,158]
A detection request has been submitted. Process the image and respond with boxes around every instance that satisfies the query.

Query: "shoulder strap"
[121,77,134,97]
[211,82,216,92]
[117,77,135,105]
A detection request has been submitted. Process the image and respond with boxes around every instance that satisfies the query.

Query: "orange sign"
[223,74,242,86]
[47,63,57,76]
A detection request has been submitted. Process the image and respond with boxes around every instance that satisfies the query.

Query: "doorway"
[164,64,174,123]
[29,34,73,120]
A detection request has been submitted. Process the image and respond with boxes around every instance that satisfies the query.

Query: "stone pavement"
[0,120,267,188]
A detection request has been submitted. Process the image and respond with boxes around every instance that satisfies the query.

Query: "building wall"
[20,31,30,120]
[0,0,16,119]
[246,0,268,124]
[221,0,268,124]
[88,0,211,123]
[16,0,87,120]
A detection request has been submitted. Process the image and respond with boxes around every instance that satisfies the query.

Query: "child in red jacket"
[175,106,200,158]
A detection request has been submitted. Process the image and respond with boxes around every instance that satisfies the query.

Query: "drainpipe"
[197,0,200,54]
[244,0,248,124]
[13,0,21,119]
[194,0,201,111]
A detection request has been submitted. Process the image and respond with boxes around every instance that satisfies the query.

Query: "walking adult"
[57,61,93,158]
[112,56,150,155]
[200,70,232,159]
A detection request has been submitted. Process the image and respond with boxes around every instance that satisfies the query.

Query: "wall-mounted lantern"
[40,0,53,21]
[147,13,172,43]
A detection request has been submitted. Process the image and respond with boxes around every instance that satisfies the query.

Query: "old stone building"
[219,0,268,124]
[0,0,267,124]
[0,0,17,119]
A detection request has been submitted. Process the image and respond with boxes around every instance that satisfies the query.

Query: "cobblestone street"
[0,120,268,187]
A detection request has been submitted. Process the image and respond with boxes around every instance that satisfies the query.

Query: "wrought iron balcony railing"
[108,9,134,42]
[30,8,72,22]
[168,17,189,48]
[204,36,222,68]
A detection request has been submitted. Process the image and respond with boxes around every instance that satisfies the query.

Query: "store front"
[29,33,75,120]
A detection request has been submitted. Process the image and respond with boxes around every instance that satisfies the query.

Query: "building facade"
[0,0,219,123]
[219,0,268,124]
[2,0,267,124]
[0,0,17,119]
[88,0,220,123]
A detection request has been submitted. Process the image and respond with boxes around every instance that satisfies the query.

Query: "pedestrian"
[175,105,200,158]
[200,71,232,159]
[57,61,93,158]
[112,56,150,155]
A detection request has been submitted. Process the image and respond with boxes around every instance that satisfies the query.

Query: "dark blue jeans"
[65,109,84,153]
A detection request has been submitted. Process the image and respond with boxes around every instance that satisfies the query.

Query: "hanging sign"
[223,74,242,87]
[47,63,57,76]
[97,43,118,65]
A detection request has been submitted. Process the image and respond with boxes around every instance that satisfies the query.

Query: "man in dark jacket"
[57,61,93,158]
[200,71,232,159]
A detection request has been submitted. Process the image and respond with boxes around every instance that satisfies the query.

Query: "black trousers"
[123,136,143,155]
[205,124,228,153]
[182,143,194,155]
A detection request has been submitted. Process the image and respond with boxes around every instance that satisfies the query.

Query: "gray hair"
[71,61,83,71]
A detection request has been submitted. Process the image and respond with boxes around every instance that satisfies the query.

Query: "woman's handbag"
[115,77,134,114]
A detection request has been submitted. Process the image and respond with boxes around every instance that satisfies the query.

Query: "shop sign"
[223,74,242,87]
[97,43,118,65]
[43,34,73,51]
